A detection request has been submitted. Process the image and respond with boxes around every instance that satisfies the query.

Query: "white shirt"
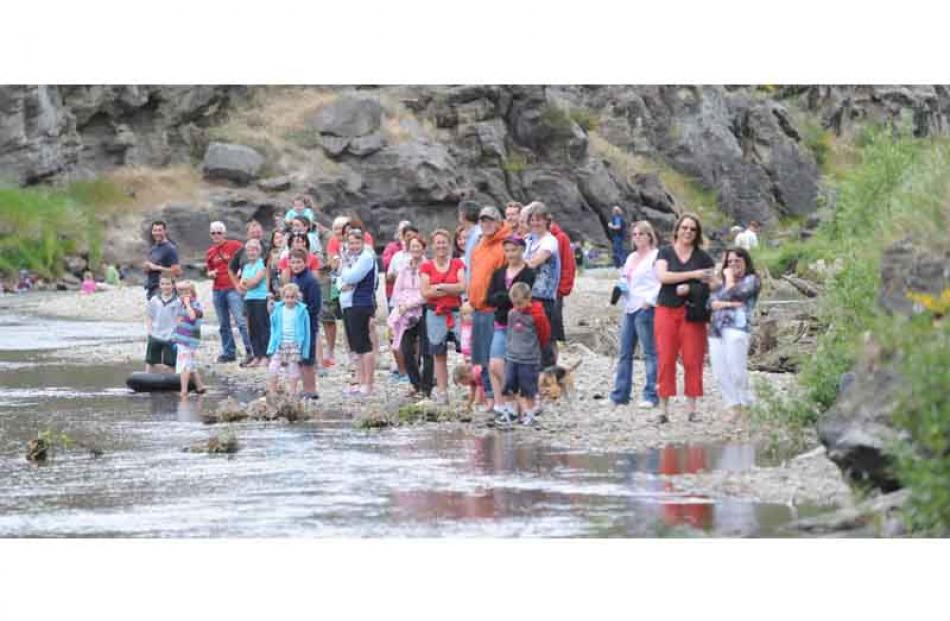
[621,248,660,313]
[387,249,410,279]
[282,306,297,343]
[735,229,759,250]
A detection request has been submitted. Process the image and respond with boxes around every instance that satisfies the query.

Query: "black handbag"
[685,282,711,323]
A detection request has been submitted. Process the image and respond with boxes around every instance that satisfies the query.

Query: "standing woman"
[238,239,271,367]
[523,202,561,368]
[267,229,287,300]
[388,234,433,397]
[486,235,535,419]
[609,221,661,409]
[653,213,715,423]
[420,229,466,404]
[338,227,378,397]
[708,247,761,422]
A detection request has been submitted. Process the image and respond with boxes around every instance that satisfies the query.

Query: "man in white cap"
[205,221,252,363]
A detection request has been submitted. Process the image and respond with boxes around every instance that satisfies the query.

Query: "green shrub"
[538,103,576,143]
[568,106,600,132]
[0,179,129,278]
[883,314,950,535]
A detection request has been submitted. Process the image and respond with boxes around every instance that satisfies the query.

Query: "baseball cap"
[478,206,502,221]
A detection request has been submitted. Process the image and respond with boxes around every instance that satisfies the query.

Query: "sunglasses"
[210,231,224,235]
[679,225,697,232]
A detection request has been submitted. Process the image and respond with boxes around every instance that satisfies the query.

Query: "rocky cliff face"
[0,85,240,185]
[3,84,949,265]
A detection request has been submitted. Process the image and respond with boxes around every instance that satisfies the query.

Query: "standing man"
[206,221,252,364]
[143,220,181,300]
[504,201,524,232]
[467,206,511,410]
[459,200,482,283]
[735,220,760,250]
[608,206,626,268]
[549,215,576,349]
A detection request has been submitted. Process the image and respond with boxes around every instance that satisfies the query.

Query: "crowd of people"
[140,195,762,425]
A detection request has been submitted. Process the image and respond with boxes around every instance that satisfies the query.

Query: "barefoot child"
[502,282,550,425]
[144,274,179,373]
[266,283,311,397]
[171,280,207,396]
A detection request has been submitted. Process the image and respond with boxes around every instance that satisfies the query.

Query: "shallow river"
[0,311,829,537]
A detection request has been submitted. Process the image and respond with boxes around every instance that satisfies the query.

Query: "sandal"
[195,387,207,395]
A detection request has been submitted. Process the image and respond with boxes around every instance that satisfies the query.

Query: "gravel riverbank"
[6,271,854,508]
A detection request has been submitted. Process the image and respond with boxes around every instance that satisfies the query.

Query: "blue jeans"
[612,236,625,268]
[610,307,658,405]
[213,288,252,359]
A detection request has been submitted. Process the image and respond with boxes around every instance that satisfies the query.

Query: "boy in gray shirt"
[502,282,551,425]
[145,275,180,372]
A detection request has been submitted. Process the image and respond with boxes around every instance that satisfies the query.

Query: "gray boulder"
[257,175,292,192]
[202,142,264,185]
[818,355,907,492]
[878,237,950,315]
[347,132,386,157]
[307,96,383,137]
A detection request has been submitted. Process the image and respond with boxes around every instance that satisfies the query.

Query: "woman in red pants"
[653,213,715,424]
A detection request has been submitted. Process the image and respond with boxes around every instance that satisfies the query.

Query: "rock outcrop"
[0,85,240,185]
[819,237,950,492]
[5,84,950,268]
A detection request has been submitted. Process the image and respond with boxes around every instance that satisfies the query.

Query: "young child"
[266,283,311,397]
[144,274,179,373]
[171,280,207,397]
[501,281,550,425]
[453,362,487,411]
[459,305,474,359]
[81,270,98,295]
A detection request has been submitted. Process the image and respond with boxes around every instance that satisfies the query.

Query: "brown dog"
[538,359,582,402]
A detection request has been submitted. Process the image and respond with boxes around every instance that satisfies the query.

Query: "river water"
[0,311,829,537]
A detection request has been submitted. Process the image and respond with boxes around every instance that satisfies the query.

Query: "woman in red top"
[279,233,320,285]
[420,229,466,405]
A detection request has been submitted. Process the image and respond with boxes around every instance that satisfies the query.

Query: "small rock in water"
[26,438,50,462]
[185,430,240,454]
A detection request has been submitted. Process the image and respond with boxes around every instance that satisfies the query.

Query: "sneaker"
[343,385,361,396]
[521,408,539,425]
[389,369,401,382]
[650,413,670,425]
[493,408,517,425]
[239,355,255,368]
[217,355,236,363]
[317,367,329,378]
[299,391,320,401]
[687,411,701,422]
[433,391,449,406]
[396,374,411,385]
[638,400,657,409]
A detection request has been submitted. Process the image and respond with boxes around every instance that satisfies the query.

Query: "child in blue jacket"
[267,282,311,396]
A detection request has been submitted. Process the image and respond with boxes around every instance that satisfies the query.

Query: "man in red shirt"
[549,219,576,345]
[206,221,252,363]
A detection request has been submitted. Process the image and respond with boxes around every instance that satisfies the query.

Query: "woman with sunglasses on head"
[708,247,760,423]
[609,220,661,410]
[653,213,715,424]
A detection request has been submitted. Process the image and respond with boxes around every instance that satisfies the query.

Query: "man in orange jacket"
[549,220,576,345]
[467,205,511,408]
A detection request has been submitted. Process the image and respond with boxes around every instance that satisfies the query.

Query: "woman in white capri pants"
[708,247,761,423]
